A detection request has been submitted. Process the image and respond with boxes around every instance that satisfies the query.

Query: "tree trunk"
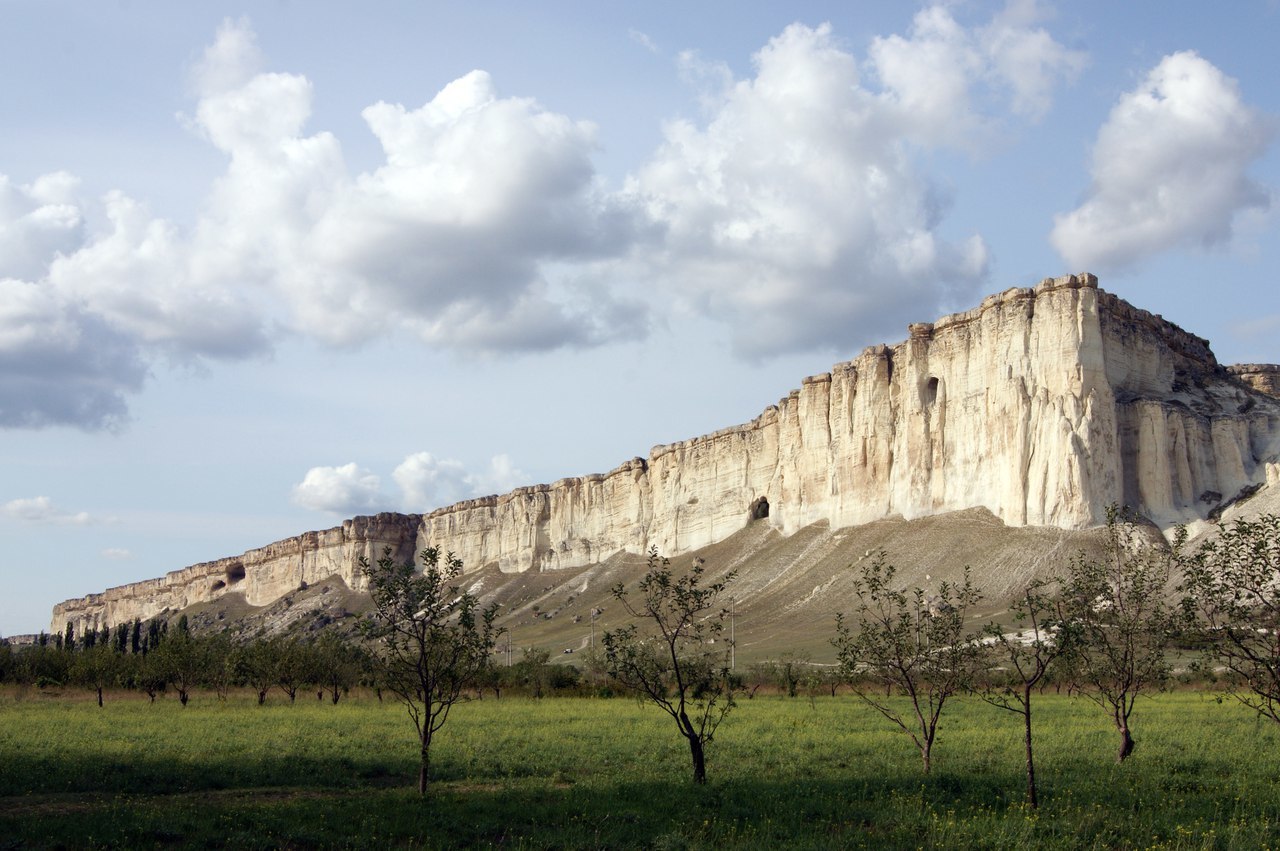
[96,686,104,708]
[179,689,189,706]
[258,689,267,705]
[1116,722,1135,762]
[418,737,431,796]
[687,734,706,784]
[1023,685,1038,808]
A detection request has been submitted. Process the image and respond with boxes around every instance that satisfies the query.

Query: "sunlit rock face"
[51,515,418,639]
[1227,365,1280,399]
[51,274,1280,636]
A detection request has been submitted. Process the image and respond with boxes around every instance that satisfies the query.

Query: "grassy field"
[2,687,1278,849]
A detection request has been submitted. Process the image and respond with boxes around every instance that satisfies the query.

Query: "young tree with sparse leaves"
[71,642,122,707]
[1181,513,1280,723]
[514,647,553,698]
[234,638,279,705]
[361,546,500,796]
[1062,506,1181,762]
[203,633,235,701]
[149,627,207,706]
[833,553,983,774]
[273,636,312,704]
[603,547,738,785]
[135,650,168,702]
[980,579,1075,807]
[313,632,363,705]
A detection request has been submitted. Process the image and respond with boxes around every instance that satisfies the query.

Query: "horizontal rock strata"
[51,274,1280,637]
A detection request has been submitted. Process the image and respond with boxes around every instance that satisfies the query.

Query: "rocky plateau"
[50,273,1280,653]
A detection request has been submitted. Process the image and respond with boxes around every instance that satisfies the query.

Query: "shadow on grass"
[5,711,1280,851]
[4,747,1254,850]
[0,773,1006,850]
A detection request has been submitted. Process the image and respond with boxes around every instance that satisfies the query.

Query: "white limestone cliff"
[51,274,1280,637]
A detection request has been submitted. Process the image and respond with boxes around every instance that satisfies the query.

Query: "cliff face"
[51,274,1280,637]
[52,515,418,638]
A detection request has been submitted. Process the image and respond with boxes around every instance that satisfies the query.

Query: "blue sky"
[2,1,1278,636]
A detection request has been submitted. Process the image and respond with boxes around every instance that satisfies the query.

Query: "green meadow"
[2,689,1278,849]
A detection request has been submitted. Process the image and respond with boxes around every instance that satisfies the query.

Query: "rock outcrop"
[51,274,1280,637]
[1227,364,1280,399]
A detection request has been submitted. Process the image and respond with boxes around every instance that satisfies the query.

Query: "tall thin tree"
[603,548,738,785]
[361,547,500,796]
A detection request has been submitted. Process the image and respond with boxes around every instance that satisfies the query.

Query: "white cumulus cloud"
[0,9,1087,428]
[290,463,385,515]
[624,13,1068,358]
[293,453,526,516]
[2,496,92,525]
[393,451,527,512]
[1051,51,1274,270]
[869,0,1085,145]
[0,172,84,281]
[189,19,645,351]
[0,18,642,431]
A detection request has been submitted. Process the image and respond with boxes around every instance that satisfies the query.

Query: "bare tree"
[361,546,500,796]
[603,547,737,784]
[980,580,1074,807]
[1181,514,1280,722]
[1062,506,1181,762]
[832,554,982,774]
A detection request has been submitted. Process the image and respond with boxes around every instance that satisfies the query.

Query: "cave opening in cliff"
[922,376,940,406]
[211,580,226,592]
[226,563,246,584]
[749,496,770,520]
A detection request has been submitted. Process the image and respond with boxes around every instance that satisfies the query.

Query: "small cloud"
[629,29,660,54]
[100,548,133,561]
[2,496,92,525]
[393,451,528,512]
[290,463,385,515]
